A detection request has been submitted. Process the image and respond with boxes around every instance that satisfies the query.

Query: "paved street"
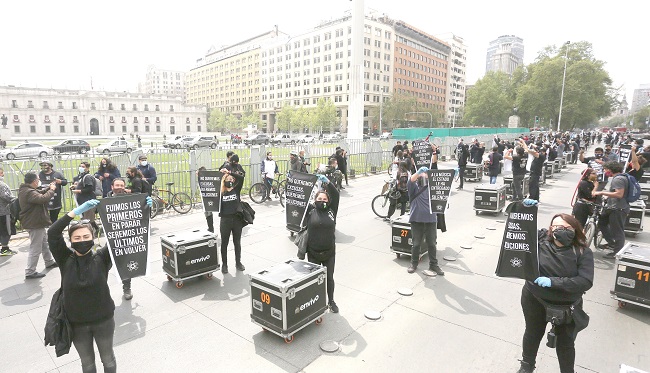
[1,159,649,373]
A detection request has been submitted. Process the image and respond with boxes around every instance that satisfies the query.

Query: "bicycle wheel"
[249,183,267,204]
[371,194,391,218]
[584,222,596,249]
[150,198,160,219]
[278,187,286,207]
[171,192,193,214]
[278,179,287,196]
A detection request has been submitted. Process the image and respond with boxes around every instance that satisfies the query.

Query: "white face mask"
[140,161,148,166]
[78,167,85,173]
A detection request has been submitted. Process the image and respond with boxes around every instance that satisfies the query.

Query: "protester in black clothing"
[225,154,246,177]
[335,148,348,188]
[402,140,409,151]
[136,155,157,186]
[571,169,599,227]
[219,151,235,170]
[521,141,545,201]
[95,158,121,198]
[592,162,629,259]
[71,162,97,226]
[47,199,116,373]
[124,167,144,194]
[304,175,340,313]
[486,146,503,184]
[429,143,440,170]
[299,149,310,173]
[385,162,409,221]
[455,140,469,190]
[38,161,68,224]
[392,141,403,157]
[516,212,593,373]
[219,168,245,274]
[504,147,527,201]
[547,146,558,162]
[626,145,646,181]
[289,151,302,173]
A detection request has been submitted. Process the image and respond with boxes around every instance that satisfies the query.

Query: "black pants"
[205,212,214,233]
[512,174,525,201]
[49,208,61,225]
[529,174,540,201]
[521,287,576,373]
[220,214,243,265]
[307,253,335,303]
[342,169,348,185]
[387,192,408,218]
[410,221,438,267]
[572,201,593,229]
[598,208,628,252]
[72,317,116,373]
[458,166,466,188]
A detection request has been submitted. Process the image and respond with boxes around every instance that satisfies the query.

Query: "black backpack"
[9,197,21,222]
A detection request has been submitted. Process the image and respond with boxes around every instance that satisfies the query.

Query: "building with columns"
[0,86,206,137]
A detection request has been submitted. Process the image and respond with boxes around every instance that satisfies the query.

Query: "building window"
[120,104,126,110]
[109,103,114,110]
[145,125,150,132]
[60,125,66,133]
[156,125,161,132]
[45,125,51,133]
[29,125,36,133]
[43,101,49,109]
[197,125,202,132]
[186,117,190,124]
[197,117,201,124]
[73,116,79,123]
[44,115,51,123]
[109,116,115,123]
[155,105,160,111]
[170,117,175,124]
[134,125,139,132]
[91,103,96,110]
[155,117,160,123]
[29,115,35,123]
[11,100,18,108]
[122,125,127,132]
[170,105,174,112]
[109,125,115,132]
[144,117,149,123]
[57,101,63,109]
[121,116,127,123]
[27,100,34,108]
[12,114,20,122]
[144,104,149,111]
[72,102,78,109]
[14,125,21,133]
[186,125,191,132]
[74,125,79,133]
[133,104,138,111]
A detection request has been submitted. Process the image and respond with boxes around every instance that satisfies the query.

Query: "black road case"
[564,152,575,164]
[625,201,645,236]
[610,243,650,310]
[640,173,650,185]
[640,184,650,211]
[559,156,567,169]
[473,184,506,215]
[544,161,555,179]
[250,259,327,343]
[464,163,483,182]
[553,159,562,173]
[390,214,430,259]
[503,175,530,200]
[161,229,220,288]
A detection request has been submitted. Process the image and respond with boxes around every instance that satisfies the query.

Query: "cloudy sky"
[1,0,647,101]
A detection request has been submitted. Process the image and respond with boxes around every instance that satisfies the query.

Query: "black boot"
[516,361,535,373]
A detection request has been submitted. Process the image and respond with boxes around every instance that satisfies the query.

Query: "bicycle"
[150,182,193,218]
[371,179,404,218]
[579,200,605,249]
[249,173,286,207]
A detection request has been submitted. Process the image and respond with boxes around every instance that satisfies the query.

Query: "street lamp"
[379,85,384,136]
[557,41,570,132]
[405,111,433,128]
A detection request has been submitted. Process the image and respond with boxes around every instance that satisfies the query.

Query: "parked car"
[244,134,270,145]
[164,135,193,149]
[363,134,371,140]
[270,134,296,145]
[184,135,218,150]
[296,134,316,143]
[52,139,91,154]
[96,140,134,155]
[322,134,342,143]
[380,132,393,140]
[0,142,53,160]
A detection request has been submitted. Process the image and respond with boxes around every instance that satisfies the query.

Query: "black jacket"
[305,182,340,261]
[44,288,73,357]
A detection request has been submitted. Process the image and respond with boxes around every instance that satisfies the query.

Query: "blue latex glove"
[534,277,551,288]
[416,166,429,175]
[146,196,153,208]
[317,175,329,184]
[73,199,100,216]
[522,198,538,207]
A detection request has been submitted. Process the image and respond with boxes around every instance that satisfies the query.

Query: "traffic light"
[535,116,539,124]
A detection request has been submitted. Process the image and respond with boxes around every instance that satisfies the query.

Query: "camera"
[546,326,557,348]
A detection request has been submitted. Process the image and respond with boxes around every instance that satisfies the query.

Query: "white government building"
[0,86,206,137]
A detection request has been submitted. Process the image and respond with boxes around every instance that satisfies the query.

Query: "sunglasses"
[69,219,92,228]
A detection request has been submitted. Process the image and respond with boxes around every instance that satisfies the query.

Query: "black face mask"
[127,174,133,179]
[224,181,234,188]
[552,227,575,247]
[594,154,603,159]
[71,240,94,255]
[315,201,328,210]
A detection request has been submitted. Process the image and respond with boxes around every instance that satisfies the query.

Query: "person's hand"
[416,166,429,175]
[534,277,551,288]
[55,178,62,185]
[146,196,153,207]
[99,176,104,181]
[49,182,56,191]
[317,175,329,184]
[522,198,538,206]
[104,173,110,178]
[73,199,100,215]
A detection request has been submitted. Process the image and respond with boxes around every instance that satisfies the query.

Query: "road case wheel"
[166,275,173,281]
[290,231,294,237]
[618,300,627,308]
[205,273,213,279]
[395,253,401,258]
[284,335,294,344]
[175,281,184,289]
[475,210,479,215]
[315,317,323,325]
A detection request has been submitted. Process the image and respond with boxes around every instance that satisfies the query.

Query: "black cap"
[230,154,239,163]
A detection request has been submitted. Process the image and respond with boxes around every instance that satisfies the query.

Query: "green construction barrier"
[392,127,530,141]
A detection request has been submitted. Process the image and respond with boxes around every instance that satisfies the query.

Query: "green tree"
[224,113,242,132]
[241,108,261,131]
[463,71,513,127]
[382,93,417,129]
[313,98,337,133]
[293,107,313,133]
[208,108,226,133]
[275,104,295,133]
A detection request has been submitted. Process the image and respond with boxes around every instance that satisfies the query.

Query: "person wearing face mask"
[261,151,279,200]
[302,175,340,312]
[504,145,528,202]
[218,167,245,274]
[136,155,157,186]
[106,178,136,300]
[604,145,619,163]
[579,147,606,190]
[19,172,58,278]
[571,169,599,227]
[520,141,546,202]
[516,209,594,373]
[0,168,17,256]
[454,140,470,190]
[71,162,98,226]
[94,158,121,198]
[38,161,68,224]
[592,161,630,259]
[124,167,145,194]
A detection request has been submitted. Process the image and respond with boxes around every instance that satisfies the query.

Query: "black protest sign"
[285,171,319,232]
[98,193,150,281]
[428,169,454,214]
[412,140,433,169]
[618,144,632,165]
[495,202,539,281]
[198,170,222,212]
